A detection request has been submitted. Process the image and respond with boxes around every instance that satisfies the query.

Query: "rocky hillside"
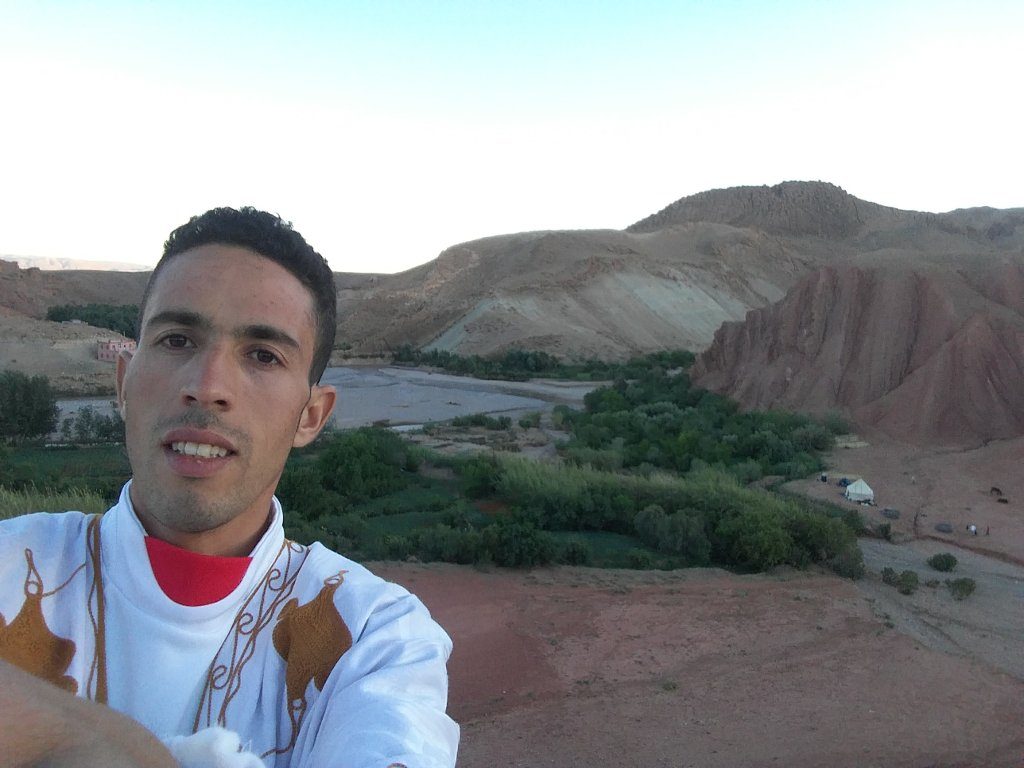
[5,182,1024,444]
[0,259,149,317]
[692,255,1024,446]
[336,182,1024,362]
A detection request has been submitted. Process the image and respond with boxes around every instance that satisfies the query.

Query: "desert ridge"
[3,180,1024,446]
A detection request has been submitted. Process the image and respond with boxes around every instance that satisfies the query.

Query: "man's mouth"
[170,441,231,459]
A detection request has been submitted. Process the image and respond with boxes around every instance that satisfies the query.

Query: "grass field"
[2,444,130,501]
[0,486,109,519]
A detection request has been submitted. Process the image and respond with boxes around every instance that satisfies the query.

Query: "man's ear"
[115,351,134,419]
[293,385,337,448]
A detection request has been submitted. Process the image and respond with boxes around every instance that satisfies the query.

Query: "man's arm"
[301,589,459,768]
[0,660,177,768]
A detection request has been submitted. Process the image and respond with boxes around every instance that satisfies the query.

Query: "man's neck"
[130,499,274,558]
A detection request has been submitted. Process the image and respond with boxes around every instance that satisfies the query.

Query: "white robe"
[0,482,459,767]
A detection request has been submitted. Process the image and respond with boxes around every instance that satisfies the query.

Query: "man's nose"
[180,346,234,408]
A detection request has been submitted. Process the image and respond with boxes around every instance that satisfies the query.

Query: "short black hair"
[137,207,336,384]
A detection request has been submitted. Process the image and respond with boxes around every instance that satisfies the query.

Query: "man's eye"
[162,334,191,349]
[252,349,281,366]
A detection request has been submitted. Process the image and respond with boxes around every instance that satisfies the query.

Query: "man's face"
[116,245,335,555]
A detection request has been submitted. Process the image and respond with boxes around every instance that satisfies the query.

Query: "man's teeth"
[170,441,229,458]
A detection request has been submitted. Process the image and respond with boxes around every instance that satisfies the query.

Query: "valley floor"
[372,436,1024,768]
[377,560,1024,768]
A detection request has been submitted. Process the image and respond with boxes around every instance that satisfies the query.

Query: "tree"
[0,371,59,442]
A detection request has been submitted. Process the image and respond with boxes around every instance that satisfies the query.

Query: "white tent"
[844,478,874,503]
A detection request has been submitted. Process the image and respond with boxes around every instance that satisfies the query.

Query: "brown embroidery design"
[265,571,353,757]
[0,515,105,696]
[193,540,312,734]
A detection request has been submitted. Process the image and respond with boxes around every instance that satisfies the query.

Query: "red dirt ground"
[787,432,1024,565]
[377,562,1024,768]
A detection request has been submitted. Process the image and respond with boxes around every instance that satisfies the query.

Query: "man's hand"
[0,660,177,768]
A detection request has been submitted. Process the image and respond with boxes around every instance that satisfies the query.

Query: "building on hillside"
[97,339,136,361]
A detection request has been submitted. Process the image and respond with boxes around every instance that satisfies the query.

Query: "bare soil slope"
[337,224,822,359]
[0,314,133,394]
[0,259,149,317]
[339,182,1024,363]
[693,255,1024,446]
[377,562,1024,768]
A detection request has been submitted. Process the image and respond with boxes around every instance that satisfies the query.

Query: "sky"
[1,0,1022,273]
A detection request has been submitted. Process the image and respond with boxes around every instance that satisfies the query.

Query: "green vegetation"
[946,577,976,600]
[60,406,125,444]
[46,303,139,338]
[2,349,867,576]
[0,371,59,442]
[392,346,695,382]
[558,364,841,481]
[927,552,958,572]
[275,428,862,576]
[881,567,919,595]
[518,412,542,429]
[0,444,130,501]
[0,486,109,520]
[449,413,512,430]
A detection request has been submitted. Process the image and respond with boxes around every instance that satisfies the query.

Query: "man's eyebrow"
[236,324,301,350]
[145,310,210,331]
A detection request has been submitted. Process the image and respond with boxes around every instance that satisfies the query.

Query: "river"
[56,365,597,431]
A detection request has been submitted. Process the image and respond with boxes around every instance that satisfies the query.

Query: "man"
[0,208,459,767]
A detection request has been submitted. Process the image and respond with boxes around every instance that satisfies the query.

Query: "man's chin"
[134,486,237,536]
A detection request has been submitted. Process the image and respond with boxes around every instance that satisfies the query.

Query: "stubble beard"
[127,411,258,536]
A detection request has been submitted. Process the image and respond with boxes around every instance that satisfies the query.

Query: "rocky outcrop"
[693,260,1024,446]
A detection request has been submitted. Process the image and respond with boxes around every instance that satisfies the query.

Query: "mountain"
[692,254,1024,446]
[336,182,1024,361]
[0,259,150,317]
[4,181,1024,444]
[6,255,151,272]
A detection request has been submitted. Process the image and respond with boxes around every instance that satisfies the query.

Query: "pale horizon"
[2,1,1022,274]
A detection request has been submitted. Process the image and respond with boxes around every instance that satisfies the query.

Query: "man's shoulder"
[295,542,448,643]
[298,542,407,604]
[0,510,96,547]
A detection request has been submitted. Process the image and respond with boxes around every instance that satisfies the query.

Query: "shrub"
[558,537,592,565]
[634,504,667,547]
[627,549,655,569]
[458,454,502,498]
[415,525,482,564]
[791,423,834,452]
[480,514,556,567]
[46,303,139,338]
[714,508,793,571]
[822,411,851,436]
[927,553,958,572]
[896,570,919,595]
[277,466,347,520]
[451,413,512,430]
[946,577,976,600]
[881,567,920,594]
[0,371,59,442]
[60,406,125,444]
[826,548,865,580]
[316,428,417,501]
[658,510,711,566]
[518,412,542,429]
